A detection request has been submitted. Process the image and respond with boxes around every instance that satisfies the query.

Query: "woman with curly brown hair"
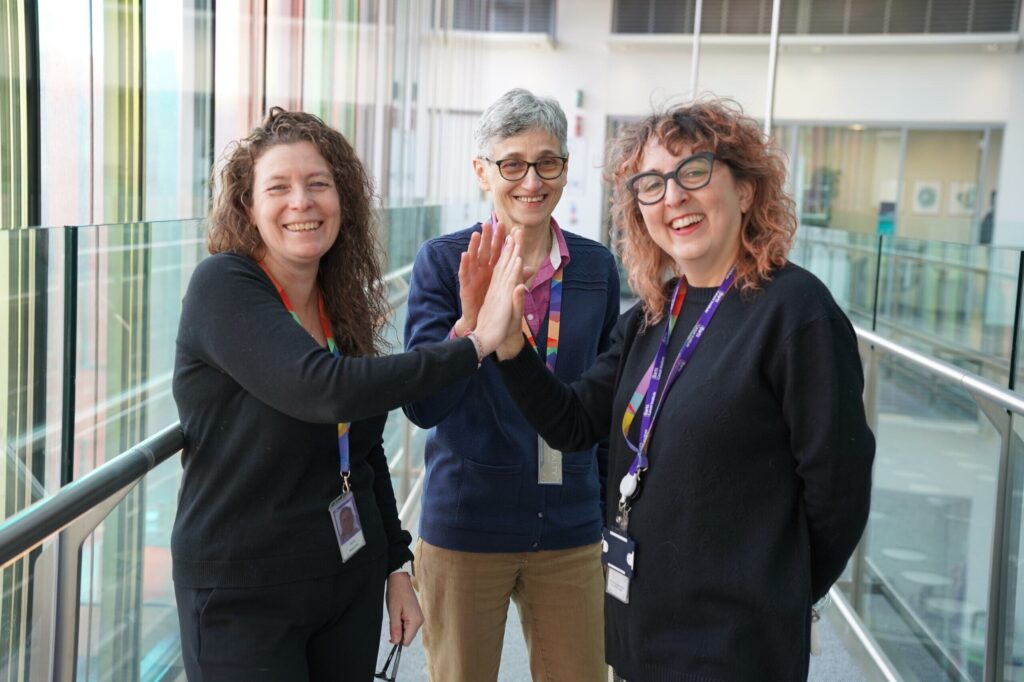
[171,107,526,681]
[489,99,875,680]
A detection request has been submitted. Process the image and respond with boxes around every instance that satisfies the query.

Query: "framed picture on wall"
[912,181,941,215]
[947,181,976,216]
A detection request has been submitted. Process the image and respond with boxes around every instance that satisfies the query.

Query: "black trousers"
[175,554,386,682]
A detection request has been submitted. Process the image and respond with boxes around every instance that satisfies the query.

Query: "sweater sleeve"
[498,307,631,454]
[178,254,479,424]
[594,255,622,518]
[366,415,414,572]
[402,238,475,428]
[768,313,875,601]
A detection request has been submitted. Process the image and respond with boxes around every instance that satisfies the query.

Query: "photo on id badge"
[329,492,366,561]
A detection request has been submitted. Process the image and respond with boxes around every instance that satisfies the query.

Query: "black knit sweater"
[171,253,479,588]
[498,263,875,681]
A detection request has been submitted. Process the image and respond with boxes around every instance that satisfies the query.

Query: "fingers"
[511,283,526,319]
[478,221,492,264]
[489,221,506,265]
[402,608,424,645]
[466,230,481,264]
[389,606,403,645]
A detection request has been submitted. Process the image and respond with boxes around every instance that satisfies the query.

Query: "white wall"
[430,0,1023,245]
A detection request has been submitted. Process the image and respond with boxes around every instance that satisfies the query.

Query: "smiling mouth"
[284,221,321,232]
[514,195,546,205]
[670,214,704,231]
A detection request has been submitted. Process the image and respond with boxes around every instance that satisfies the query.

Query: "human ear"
[472,158,491,192]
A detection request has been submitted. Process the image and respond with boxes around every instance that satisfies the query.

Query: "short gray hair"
[474,88,568,158]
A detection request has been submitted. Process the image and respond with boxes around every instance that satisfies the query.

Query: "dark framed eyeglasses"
[626,151,716,205]
[374,643,402,681]
[482,155,568,181]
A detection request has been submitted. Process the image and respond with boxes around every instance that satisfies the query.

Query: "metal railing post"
[30,482,139,682]
[851,339,881,615]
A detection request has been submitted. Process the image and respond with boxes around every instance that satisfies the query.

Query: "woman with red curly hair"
[491,99,875,680]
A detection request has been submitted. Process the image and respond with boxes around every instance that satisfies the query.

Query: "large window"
[612,0,1021,35]
[446,0,556,33]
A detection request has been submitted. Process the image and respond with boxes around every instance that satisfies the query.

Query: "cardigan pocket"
[455,458,522,530]
[558,457,600,514]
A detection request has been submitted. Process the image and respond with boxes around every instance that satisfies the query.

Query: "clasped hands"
[456,221,530,361]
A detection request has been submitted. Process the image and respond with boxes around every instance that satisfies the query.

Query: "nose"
[663,178,688,207]
[519,166,544,190]
[288,186,314,210]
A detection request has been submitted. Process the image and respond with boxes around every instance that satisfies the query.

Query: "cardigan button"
[537,512,544,518]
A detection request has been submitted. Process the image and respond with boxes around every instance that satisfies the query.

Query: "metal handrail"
[0,423,184,569]
[0,262,420,682]
[854,324,1023,682]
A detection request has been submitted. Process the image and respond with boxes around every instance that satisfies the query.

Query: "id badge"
[328,491,366,562]
[538,436,562,485]
[602,526,636,604]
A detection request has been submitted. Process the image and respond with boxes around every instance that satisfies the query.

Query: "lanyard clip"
[341,471,351,493]
[616,500,631,531]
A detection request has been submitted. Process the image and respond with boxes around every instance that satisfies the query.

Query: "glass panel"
[651,0,690,33]
[875,236,1018,387]
[143,2,214,221]
[73,219,204,679]
[77,455,183,680]
[0,537,57,680]
[855,356,1001,681]
[790,225,878,329]
[1004,414,1024,680]
[613,0,653,33]
[793,126,901,236]
[38,0,92,226]
[0,0,31,228]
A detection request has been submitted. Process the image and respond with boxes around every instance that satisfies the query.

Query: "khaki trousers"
[413,539,606,682]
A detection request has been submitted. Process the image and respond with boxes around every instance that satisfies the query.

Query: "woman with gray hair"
[403,88,620,681]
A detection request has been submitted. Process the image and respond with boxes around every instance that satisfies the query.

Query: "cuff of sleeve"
[389,560,413,576]
[387,544,414,574]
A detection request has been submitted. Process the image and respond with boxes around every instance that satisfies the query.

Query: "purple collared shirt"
[523,218,570,340]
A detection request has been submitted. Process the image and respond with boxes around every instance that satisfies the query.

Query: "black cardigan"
[171,252,478,588]
[499,263,875,681]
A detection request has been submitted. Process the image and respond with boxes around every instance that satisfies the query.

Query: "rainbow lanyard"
[522,266,563,372]
[259,263,352,491]
[620,267,737,475]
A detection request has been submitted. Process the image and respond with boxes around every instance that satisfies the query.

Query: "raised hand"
[454,221,505,337]
[474,230,529,356]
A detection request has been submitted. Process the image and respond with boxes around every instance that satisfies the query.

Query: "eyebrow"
[260,170,333,183]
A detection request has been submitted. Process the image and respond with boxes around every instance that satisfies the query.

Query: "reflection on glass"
[792,126,901,235]
[876,236,1018,387]
[1003,415,1024,680]
[791,225,878,328]
[857,354,1000,681]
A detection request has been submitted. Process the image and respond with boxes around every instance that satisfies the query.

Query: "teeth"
[516,196,544,203]
[285,221,320,232]
[670,214,704,229]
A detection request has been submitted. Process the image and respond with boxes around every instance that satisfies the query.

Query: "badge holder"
[601,526,635,604]
[328,477,366,562]
[537,436,563,485]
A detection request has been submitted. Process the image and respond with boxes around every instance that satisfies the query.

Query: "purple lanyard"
[622,267,736,476]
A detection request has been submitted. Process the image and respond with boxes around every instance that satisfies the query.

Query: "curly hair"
[207,107,388,357]
[608,98,796,328]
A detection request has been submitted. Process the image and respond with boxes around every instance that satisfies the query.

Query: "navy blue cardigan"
[403,225,621,552]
